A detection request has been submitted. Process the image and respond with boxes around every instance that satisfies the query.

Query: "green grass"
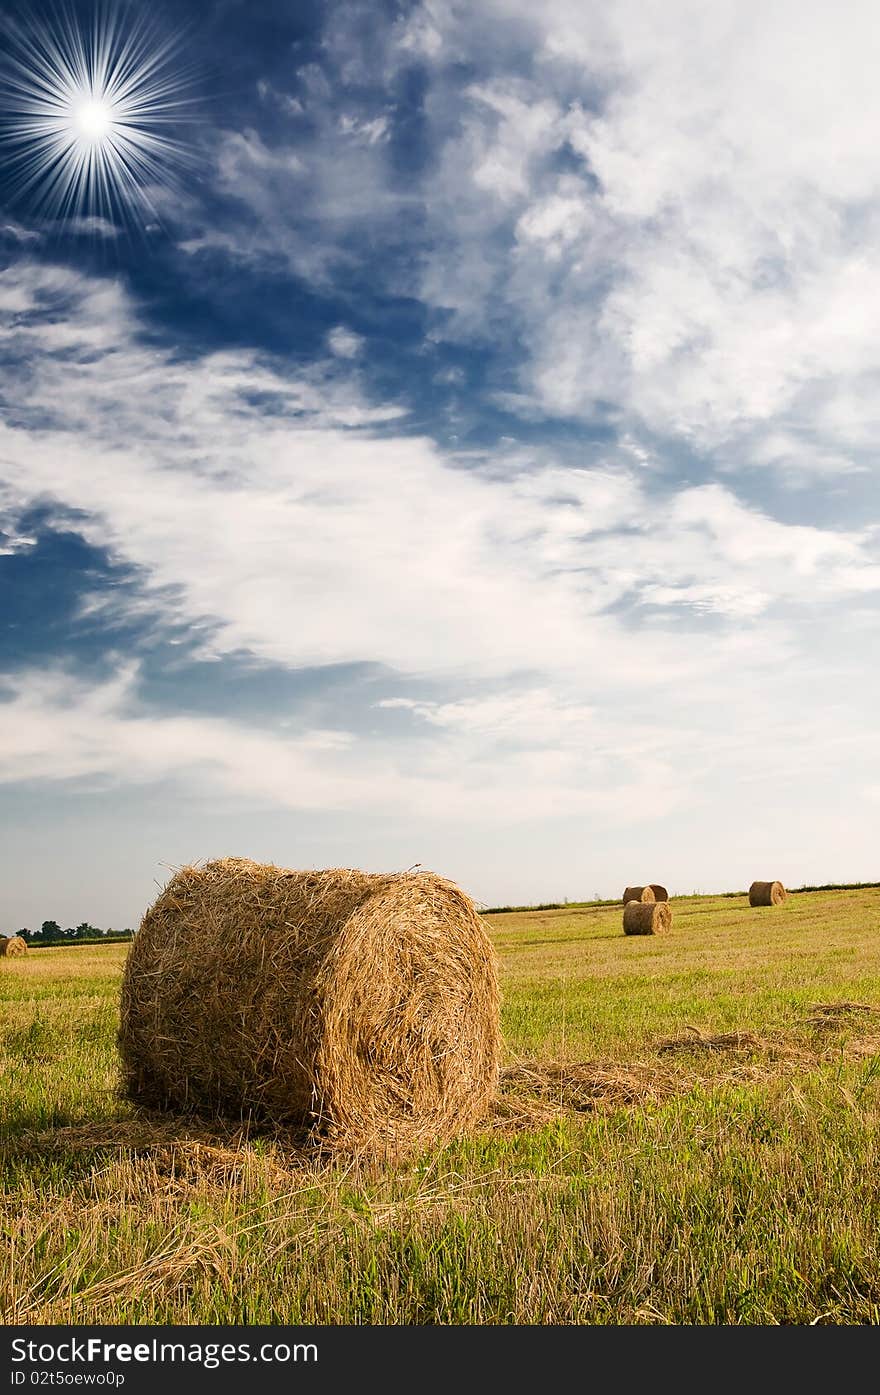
[4,888,880,1323]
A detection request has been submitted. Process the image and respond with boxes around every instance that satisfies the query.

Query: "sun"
[0,2,196,231]
[71,96,116,144]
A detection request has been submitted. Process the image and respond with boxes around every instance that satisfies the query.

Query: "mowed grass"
[4,889,880,1323]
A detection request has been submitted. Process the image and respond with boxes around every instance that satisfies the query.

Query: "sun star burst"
[0,2,196,231]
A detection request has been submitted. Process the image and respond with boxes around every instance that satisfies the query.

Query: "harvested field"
[5,886,880,1324]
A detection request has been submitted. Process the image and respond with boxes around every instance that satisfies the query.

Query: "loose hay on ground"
[802,1002,877,1029]
[807,1001,875,1019]
[119,858,501,1157]
[499,1060,675,1108]
[657,1029,767,1054]
[0,1119,302,1193]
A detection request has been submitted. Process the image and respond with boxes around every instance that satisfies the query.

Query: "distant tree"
[18,928,29,940]
[40,920,61,941]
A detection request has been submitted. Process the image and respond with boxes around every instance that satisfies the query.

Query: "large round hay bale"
[622,885,655,904]
[119,857,501,1155]
[623,901,672,935]
[0,935,27,957]
[649,884,669,902]
[749,880,786,907]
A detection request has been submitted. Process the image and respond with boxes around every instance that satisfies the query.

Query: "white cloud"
[0,665,361,807]
[327,325,364,358]
[1,260,879,842]
[257,79,304,116]
[338,113,389,144]
[203,80,414,284]
[0,533,36,556]
[217,129,306,180]
[394,7,444,59]
[66,217,121,239]
[1,220,42,243]
[372,1,880,476]
[5,5,880,910]
[14,652,869,832]
[0,664,695,824]
[173,2,880,481]
[1,260,878,685]
[378,690,596,742]
[515,178,594,258]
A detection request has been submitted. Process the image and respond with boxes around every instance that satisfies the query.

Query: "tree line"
[10,922,134,943]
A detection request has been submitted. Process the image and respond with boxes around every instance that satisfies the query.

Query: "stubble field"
[4,887,880,1324]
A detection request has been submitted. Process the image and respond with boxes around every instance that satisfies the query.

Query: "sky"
[1,0,880,931]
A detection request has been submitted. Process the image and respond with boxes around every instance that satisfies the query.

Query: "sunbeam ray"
[0,1,197,232]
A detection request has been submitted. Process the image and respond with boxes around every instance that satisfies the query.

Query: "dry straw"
[0,935,27,957]
[119,857,501,1157]
[622,885,655,904]
[623,901,672,936]
[649,884,669,902]
[749,880,786,907]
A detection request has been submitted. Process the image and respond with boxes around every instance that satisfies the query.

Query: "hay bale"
[749,880,786,907]
[622,885,655,904]
[623,901,672,935]
[119,857,501,1155]
[649,884,669,902]
[0,935,27,957]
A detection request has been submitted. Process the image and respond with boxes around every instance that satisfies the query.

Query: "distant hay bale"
[649,884,669,902]
[749,880,786,907]
[0,935,27,957]
[623,901,672,936]
[119,857,501,1156]
[622,885,655,904]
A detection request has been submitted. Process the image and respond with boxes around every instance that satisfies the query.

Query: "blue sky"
[2,0,880,929]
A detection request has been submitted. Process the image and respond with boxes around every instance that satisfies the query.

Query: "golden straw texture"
[0,935,27,957]
[749,880,786,907]
[119,858,501,1156]
[623,901,673,935]
[622,885,655,904]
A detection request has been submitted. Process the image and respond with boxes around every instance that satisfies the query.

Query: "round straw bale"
[623,901,672,935]
[749,880,786,907]
[622,885,655,904]
[0,935,27,957]
[649,884,669,902]
[119,858,501,1155]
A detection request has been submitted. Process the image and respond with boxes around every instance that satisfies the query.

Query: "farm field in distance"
[4,887,880,1324]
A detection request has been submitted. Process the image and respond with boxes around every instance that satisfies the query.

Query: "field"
[4,888,880,1324]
